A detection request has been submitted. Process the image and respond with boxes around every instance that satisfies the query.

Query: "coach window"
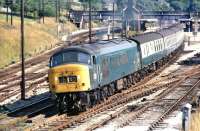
[143,46,146,56]
[159,44,161,51]
[160,44,162,50]
[152,42,154,52]
[160,43,162,50]
[146,45,149,56]
[157,44,158,50]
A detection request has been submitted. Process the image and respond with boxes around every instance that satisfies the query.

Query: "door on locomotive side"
[92,55,102,88]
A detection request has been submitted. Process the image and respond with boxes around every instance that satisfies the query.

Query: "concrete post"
[80,16,84,29]
[107,17,111,40]
[188,36,190,46]
[181,103,192,131]
[107,23,111,40]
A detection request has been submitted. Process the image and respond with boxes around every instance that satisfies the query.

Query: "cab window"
[51,54,63,67]
[50,51,91,67]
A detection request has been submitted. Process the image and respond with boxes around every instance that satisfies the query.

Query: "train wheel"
[127,76,133,87]
[57,95,65,114]
[108,86,114,96]
[135,73,141,82]
[123,78,128,90]
[100,89,107,101]
[131,74,136,85]
[96,89,101,104]
[73,99,83,112]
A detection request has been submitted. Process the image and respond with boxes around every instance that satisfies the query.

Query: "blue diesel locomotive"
[48,24,184,112]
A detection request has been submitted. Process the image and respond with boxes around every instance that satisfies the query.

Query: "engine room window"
[50,51,91,67]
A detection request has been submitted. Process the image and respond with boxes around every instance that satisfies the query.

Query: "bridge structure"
[141,11,191,20]
[68,10,199,32]
[69,10,195,22]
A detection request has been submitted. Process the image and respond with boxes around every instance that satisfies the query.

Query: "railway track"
[33,79,179,131]
[0,97,55,130]
[0,28,107,104]
[64,68,200,131]
[76,69,200,131]
[116,75,200,129]
[30,49,188,130]
[7,97,54,118]
[147,77,200,131]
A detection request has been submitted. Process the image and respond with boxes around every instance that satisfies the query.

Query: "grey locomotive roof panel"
[158,28,174,36]
[158,24,183,36]
[131,32,162,44]
[132,24,183,43]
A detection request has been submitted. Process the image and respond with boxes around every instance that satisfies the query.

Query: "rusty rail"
[147,78,200,131]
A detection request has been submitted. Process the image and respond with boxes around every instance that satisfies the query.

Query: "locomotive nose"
[48,64,91,93]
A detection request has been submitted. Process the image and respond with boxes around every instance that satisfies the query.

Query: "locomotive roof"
[131,24,183,44]
[53,39,137,56]
[131,32,162,44]
[157,28,174,36]
[158,24,183,36]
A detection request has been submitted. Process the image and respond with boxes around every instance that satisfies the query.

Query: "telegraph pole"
[89,0,92,43]
[6,5,9,22]
[58,0,60,19]
[10,2,13,25]
[38,0,41,23]
[66,2,68,18]
[112,2,115,39]
[55,0,58,22]
[42,0,44,23]
[20,0,25,100]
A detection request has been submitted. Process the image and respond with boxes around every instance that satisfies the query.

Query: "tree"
[170,0,187,11]
[80,0,102,10]
[116,0,128,11]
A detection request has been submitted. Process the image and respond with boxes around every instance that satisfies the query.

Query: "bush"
[44,5,56,17]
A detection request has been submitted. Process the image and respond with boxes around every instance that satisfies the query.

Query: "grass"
[190,110,200,131]
[0,14,77,68]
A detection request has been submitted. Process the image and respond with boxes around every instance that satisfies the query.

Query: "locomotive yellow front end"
[49,64,91,93]
[48,48,94,112]
[48,49,92,94]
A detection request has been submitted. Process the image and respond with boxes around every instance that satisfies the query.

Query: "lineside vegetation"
[191,110,200,131]
[0,14,77,68]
